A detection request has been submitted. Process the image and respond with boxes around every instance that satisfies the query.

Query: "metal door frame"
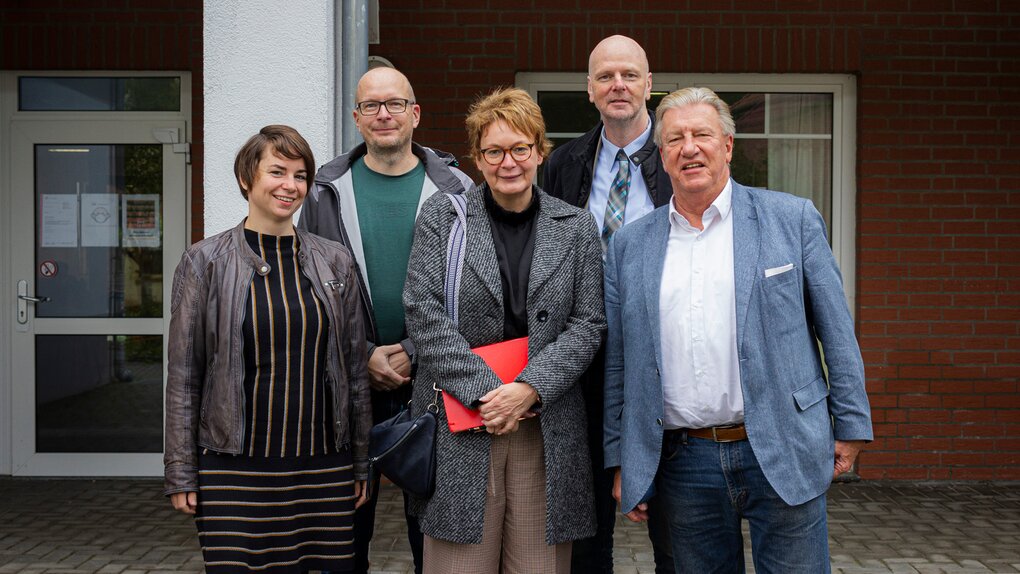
[1,71,191,476]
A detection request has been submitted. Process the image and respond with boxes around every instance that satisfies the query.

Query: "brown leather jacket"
[163,221,371,496]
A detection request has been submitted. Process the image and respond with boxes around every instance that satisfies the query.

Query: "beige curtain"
[767,94,833,235]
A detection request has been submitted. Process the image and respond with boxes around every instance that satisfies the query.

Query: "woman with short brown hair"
[165,125,371,573]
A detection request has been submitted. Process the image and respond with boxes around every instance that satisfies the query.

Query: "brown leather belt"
[671,424,747,443]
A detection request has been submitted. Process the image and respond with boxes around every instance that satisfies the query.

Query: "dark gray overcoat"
[402,184,606,545]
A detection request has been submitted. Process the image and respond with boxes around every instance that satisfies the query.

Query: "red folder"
[443,336,529,433]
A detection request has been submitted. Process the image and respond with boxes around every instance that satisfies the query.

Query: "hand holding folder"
[442,336,529,433]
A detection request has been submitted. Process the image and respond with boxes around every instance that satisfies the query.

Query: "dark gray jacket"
[163,221,371,495]
[403,185,606,545]
[297,143,474,358]
[542,112,673,211]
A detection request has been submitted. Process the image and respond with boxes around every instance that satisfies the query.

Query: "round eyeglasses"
[479,143,535,166]
[356,98,413,116]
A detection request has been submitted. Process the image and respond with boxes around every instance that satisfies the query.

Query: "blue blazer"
[604,180,873,513]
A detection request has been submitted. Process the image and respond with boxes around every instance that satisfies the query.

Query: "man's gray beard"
[365,138,411,162]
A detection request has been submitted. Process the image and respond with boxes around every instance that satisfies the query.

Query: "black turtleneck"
[483,186,538,341]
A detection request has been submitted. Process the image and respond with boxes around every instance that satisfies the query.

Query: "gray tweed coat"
[402,184,606,545]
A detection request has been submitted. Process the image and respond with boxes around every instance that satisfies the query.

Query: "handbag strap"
[443,192,468,329]
[429,192,468,411]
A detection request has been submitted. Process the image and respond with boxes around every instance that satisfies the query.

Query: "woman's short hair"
[653,87,737,147]
[233,125,316,200]
[465,87,553,161]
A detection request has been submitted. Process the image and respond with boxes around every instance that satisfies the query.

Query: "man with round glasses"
[355,98,411,115]
[298,66,473,574]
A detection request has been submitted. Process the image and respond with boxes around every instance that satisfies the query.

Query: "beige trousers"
[423,418,571,573]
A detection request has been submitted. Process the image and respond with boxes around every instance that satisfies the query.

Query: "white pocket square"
[764,263,794,278]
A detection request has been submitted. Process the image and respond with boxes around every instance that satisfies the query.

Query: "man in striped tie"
[542,34,675,574]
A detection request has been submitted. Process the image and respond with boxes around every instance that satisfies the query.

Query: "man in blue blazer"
[604,86,873,573]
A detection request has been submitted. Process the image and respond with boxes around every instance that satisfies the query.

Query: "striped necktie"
[601,149,631,250]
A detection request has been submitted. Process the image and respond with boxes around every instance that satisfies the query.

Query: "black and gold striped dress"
[195,230,356,573]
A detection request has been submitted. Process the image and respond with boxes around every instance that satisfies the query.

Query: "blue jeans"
[656,431,829,574]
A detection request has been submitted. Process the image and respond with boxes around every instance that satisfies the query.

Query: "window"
[19,76,182,112]
[518,73,857,309]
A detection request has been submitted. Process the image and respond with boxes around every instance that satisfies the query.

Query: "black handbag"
[368,397,438,498]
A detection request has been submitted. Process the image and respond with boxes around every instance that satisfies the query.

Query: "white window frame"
[517,72,857,312]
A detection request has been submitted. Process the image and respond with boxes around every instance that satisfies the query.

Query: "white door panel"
[9,119,186,476]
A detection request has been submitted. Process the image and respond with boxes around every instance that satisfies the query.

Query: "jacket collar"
[571,111,659,166]
[569,111,669,206]
[460,184,581,303]
[640,207,671,374]
[629,112,660,168]
[315,141,463,193]
[730,180,760,352]
[462,184,502,303]
[230,220,270,274]
[527,187,578,299]
[570,120,603,164]
[230,219,323,274]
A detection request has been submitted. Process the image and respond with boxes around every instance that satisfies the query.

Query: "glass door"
[9,119,186,475]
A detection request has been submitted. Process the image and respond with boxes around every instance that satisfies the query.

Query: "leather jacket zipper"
[303,252,346,451]
[234,264,257,452]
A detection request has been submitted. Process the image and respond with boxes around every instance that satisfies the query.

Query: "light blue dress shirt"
[587,117,656,229]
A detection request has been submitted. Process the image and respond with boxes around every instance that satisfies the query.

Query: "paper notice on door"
[122,195,161,248]
[81,193,120,247]
[40,194,79,248]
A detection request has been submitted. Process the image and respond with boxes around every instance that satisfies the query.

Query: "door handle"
[16,280,49,325]
[18,294,50,303]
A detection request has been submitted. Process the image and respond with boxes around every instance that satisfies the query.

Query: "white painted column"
[203,0,336,236]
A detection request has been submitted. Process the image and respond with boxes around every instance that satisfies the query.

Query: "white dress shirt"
[587,118,656,228]
[659,180,744,429]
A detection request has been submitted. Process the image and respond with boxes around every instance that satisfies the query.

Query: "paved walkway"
[0,478,1017,573]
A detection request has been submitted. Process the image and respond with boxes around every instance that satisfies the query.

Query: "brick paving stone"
[75,561,112,573]
[0,478,1018,573]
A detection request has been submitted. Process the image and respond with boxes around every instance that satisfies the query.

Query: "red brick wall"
[374,1,1020,479]
[0,0,204,243]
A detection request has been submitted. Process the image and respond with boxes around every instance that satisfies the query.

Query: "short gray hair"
[653,86,736,146]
